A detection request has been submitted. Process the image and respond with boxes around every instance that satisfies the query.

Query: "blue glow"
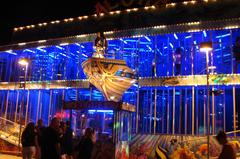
[88,110,114,113]
[216,33,231,38]
[0,29,237,135]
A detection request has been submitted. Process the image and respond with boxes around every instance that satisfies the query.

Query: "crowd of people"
[21,117,96,159]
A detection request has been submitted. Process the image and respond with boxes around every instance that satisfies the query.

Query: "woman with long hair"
[21,122,39,159]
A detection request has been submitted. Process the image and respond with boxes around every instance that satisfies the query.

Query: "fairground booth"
[0,0,240,158]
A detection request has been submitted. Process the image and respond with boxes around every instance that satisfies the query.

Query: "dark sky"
[0,0,186,46]
[0,0,96,45]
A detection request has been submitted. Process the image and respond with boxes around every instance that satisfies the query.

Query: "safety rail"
[0,117,24,146]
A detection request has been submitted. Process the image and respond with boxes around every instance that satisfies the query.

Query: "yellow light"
[115,10,121,14]
[55,20,60,23]
[100,13,104,16]
[225,25,239,29]
[60,43,69,46]
[38,23,43,26]
[20,27,24,30]
[14,28,18,31]
[31,25,35,28]
[200,42,213,52]
[83,16,88,19]
[76,34,87,38]
[133,8,138,11]
[151,5,156,9]
[69,18,74,21]
[51,21,55,24]
[78,16,83,20]
[43,23,47,26]
[18,58,29,66]
[144,6,150,10]
[26,26,31,29]
[191,1,196,4]
[38,40,46,43]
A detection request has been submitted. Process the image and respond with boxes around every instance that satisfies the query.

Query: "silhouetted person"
[63,121,73,159]
[216,131,236,159]
[233,37,240,73]
[77,128,95,159]
[59,121,67,158]
[21,122,38,159]
[35,119,45,159]
[174,47,182,75]
[41,117,61,159]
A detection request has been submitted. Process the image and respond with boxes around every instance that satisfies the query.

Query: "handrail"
[0,117,25,146]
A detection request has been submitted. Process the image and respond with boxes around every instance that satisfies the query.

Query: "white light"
[18,43,26,46]
[185,35,192,39]
[133,84,138,87]
[144,36,151,42]
[38,40,46,43]
[200,47,212,52]
[59,43,69,46]
[82,53,88,58]
[203,31,207,37]
[75,43,81,46]
[174,33,178,40]
[37,48,46,52]
[120,38,127,44]
[208,66,216,70]
[24,49,35,53]
[169,43,174,49]
[56,46,64,50]
[5,50,17,55]
[216,33,231,39]
[147,45,152,51]
[110,96,115,100]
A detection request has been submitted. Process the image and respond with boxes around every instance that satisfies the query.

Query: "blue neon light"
[88,110,114,113]
[216,33,231,38]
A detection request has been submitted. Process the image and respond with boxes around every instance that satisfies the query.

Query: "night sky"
[0,0,187,46]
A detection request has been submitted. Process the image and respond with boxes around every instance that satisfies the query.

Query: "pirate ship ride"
[82,32,136,102]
